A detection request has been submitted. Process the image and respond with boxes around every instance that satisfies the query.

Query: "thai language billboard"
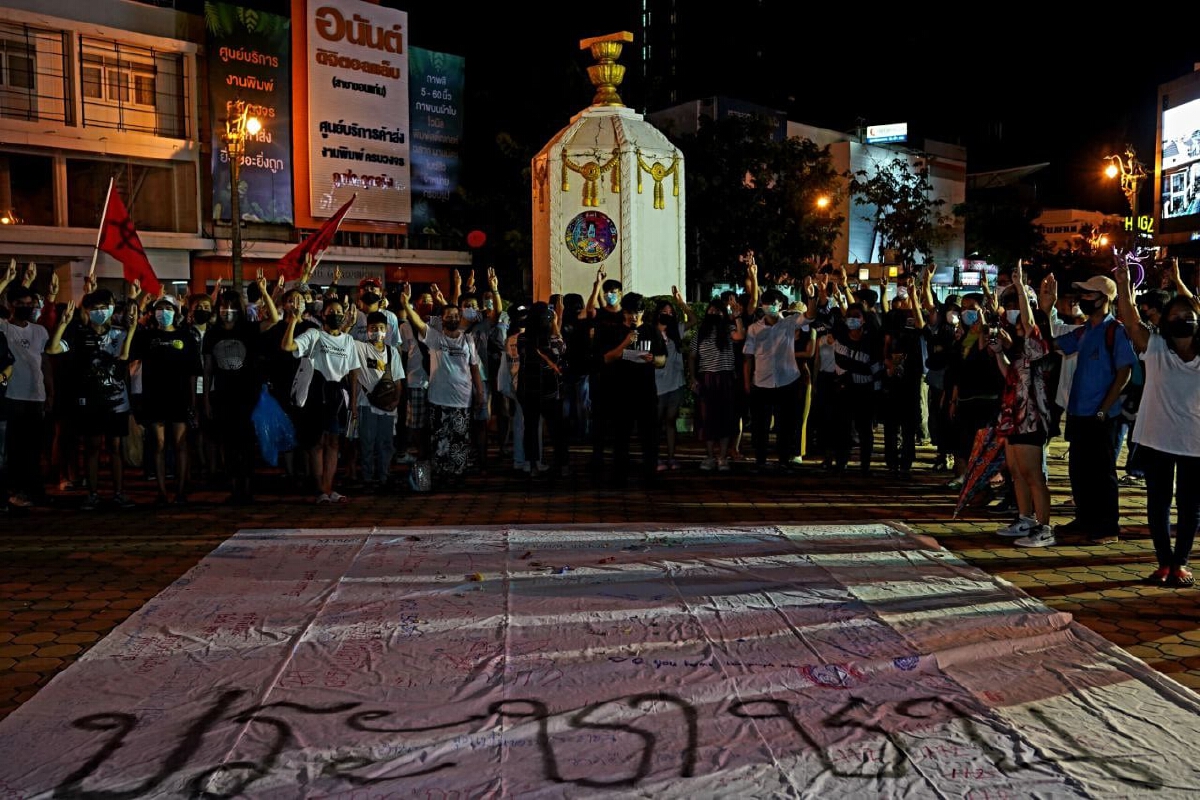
[206,1,294,224]
[306,0,411,223]
[408,46,464,232]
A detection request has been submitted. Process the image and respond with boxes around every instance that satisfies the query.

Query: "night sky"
[250,1,1199,213]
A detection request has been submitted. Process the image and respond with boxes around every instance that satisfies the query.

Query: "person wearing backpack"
[354,311,405,492]
[1052,275,1137,545]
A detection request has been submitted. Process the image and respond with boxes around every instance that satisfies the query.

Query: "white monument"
[532,32,686,301]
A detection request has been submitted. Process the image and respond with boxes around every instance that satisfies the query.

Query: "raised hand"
[332,265,342,285]
[4,258,16,284]
[84,272,98,294]
[1113,260,1130,289]
[61,300,75,326]
[803,274,816,298]
[466,269,477,293]
[1164,257,1181,286]
[595,266,606,284]
[256,266,264,282]
[22,262,36,287]
[1013,260,1025,288]
[301,253,315,284]
[276,273,285,292]
[487,266,498,290]
[129,277,142,299]
[48,272,59,297]
[212,276,223,297]
[453,269,462,290]
[255,274,270,297]
[399,281,412,306]
[671,284,684,305]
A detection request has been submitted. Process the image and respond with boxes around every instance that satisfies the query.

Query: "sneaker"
[1015,525,1056,548]
[717,459,731,472]
[997,516,1036,537]
[946,477,964,490]
[700,457,716,472]
[113,493,136,509]
[1118,474,1145,487]
[81,493,101,511]
[328,491,349,503]
[316,493,331,504]
[7,494,33,508]
[786,456,804,469]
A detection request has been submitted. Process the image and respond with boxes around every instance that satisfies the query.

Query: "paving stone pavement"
[1,439,1196,720]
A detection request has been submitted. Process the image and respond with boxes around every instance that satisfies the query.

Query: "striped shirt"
[696,326,736,373]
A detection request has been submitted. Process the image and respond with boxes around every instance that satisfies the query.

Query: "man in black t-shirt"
[596,292,665,484]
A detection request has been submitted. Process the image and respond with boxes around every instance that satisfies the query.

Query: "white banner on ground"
[0,522,1198,797]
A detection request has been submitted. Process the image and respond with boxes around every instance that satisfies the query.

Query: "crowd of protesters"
[0,251,1197,585]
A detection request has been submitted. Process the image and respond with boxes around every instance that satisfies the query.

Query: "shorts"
[1006,428,1048,447]
[77,409,129,439]
[657,386,684,418]
[407,386,430,430]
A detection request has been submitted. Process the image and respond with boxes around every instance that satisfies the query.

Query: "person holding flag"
[95,178,162,296]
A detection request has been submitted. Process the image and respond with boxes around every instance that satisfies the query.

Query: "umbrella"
[954,424,1006,519]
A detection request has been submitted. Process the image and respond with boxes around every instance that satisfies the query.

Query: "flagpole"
[89,177,115,277]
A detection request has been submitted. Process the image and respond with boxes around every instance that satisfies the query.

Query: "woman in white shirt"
[399,289,484,488]
[282,299,362,503]
[1115,260,1200,588]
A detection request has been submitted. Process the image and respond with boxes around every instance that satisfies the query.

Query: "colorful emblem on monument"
[565,210,617,263]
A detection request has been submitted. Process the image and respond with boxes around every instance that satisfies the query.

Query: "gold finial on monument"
[580,31,633,107]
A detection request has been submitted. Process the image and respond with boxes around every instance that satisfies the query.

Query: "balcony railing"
[0,21,69,125]
[79,36,188,139]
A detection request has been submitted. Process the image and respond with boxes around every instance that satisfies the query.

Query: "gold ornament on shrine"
[562,148,620,207]
[636,149,679,210]
[580,31,632,107]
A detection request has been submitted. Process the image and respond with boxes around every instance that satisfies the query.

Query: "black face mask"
[443,318,460,332]
[1078,298,1099,316]
[361,292,380,307]
[12,306,34,322]
[324,313,344,329]
[192,309,212,325]
[1164,318,1198,339]
[658,313,674,326]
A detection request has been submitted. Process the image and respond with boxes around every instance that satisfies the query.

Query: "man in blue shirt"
[1054,275,1137,544]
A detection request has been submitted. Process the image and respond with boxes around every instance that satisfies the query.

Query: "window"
[0,23,68,124]
[1,41,33,90]
[0,152,55,226]
[80,37,187,137]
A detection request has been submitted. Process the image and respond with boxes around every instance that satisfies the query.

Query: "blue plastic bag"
[251,385,296,467]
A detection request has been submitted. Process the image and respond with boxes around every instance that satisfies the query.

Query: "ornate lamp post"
[1103,146,1147,250]
[224,99,262,293]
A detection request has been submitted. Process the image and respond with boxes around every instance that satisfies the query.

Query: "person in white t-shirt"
[1115,260,1200,588]
[743,288,807,471]
[283,298,362,503]
[354,311,405,491]
[398,287,483,487]
[0,283,50,507]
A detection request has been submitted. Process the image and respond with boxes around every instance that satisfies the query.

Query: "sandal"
[1169,566,1195,588]
[1145,566,1171,585]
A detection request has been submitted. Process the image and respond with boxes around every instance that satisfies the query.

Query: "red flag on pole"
[278,194,357,281]
[97,180,162,296]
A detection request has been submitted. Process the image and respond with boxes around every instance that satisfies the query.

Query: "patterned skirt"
[431,403,472,478]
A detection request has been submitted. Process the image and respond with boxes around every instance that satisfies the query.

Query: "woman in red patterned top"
[992,262,1055,548]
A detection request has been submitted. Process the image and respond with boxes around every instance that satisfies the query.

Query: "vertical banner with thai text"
[307,0,410,223]
[408,47,464,232]
[206,1,294,224]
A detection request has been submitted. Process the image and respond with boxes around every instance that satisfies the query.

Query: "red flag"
[278,194,357,281]
[97,181,161,296]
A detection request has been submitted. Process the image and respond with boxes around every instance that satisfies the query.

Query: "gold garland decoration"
[533,160,549,211]
[636,149,679,210]
[562,148,620,207]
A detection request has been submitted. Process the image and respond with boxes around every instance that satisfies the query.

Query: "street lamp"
[224,99,262,293]
[1103,146,1147,250]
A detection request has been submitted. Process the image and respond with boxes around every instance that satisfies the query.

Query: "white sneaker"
[997,516,1036,538]
[1015,525,1056,548]
[700,457,716,471]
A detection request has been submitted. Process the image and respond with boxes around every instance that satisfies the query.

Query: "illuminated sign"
[866,122,908,144]
[1123,215,1154,233]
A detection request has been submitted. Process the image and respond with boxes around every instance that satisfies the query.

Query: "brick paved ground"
[2,439,1196,720]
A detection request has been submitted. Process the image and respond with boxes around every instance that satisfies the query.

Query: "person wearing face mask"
[202,280,280,504]
[397,286,436,466]
[128,298,202,504]
[262,289,320,490]
[349,277,401,346]
[924,300,960,472]
[1115,261,1200,586]
[1050,275,1137,545]
[881,276,927,478]
[691,297,739,471]
[456,291,495,475]
[602,292,666,486]
[808,283,883,475]
[181,293,216,483]
[46,288,137,510]
[398,286,484,489]
[653,290,692,471]
[353,312,405,492]
[943,295,1006,490]
[586,269,626,472]
[744,288,807,472]
[283,298,362,503]
[0,279,51,508]
[990,265,1055,548]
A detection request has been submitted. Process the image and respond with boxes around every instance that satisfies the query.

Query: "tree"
[671,115,845,286]
[849,157,956,268]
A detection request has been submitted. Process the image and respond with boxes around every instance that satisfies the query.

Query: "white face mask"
[1006,309,1021,325]
[462,308,480,323]
[367,330,386,343]
[946,312,960,326]
[1071,305,1083,318]
[221,308,238,322]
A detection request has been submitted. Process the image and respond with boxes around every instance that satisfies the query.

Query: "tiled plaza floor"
[1,439,1197,719]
